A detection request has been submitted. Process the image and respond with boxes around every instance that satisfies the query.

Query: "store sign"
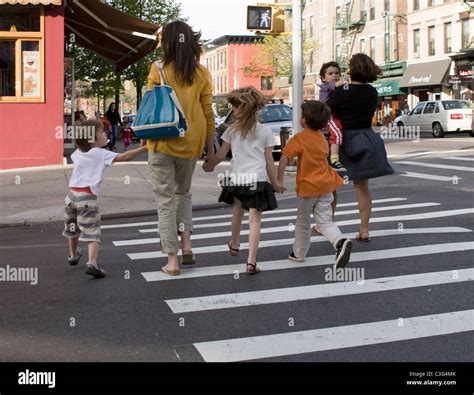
[448,75,462,85]
[459,68,473,81]
[371,79,402,96]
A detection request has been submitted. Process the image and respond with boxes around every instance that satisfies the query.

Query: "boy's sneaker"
[68,247,82,266]
[85,263,106,278]
[330,160,346,171]
[288,252,305,262]
[335,239,353,269]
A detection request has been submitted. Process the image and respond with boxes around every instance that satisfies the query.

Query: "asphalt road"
[1,137,473,362]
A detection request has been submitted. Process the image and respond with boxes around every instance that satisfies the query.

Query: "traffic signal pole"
[291,0,303,136]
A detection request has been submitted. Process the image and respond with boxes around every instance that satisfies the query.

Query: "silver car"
[394,100,473,138]
[217,103,293,153]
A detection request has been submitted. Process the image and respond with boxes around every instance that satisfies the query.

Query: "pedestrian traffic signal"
[247,4,286,35]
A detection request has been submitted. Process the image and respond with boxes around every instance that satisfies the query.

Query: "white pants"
[293,192,343,259]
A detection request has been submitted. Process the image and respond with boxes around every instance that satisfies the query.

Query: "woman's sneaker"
[68,247,82,266]
[288,252,305,262]
[85,263,106,278]
[335,239,353,268]
[330,160,347,171]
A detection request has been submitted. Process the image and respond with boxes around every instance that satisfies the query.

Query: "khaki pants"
[148,152,197,254]
[293,192,343,259]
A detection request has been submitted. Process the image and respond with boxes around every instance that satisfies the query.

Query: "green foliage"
[68,0,184,110]
[214,101,230,118]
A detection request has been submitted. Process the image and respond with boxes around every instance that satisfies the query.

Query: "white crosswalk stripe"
[193,310,474,362]
[395,161,474,172]
[105,195,474,361]
[446,157,474,162]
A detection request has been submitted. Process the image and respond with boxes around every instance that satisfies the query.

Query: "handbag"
[132,61,187,140]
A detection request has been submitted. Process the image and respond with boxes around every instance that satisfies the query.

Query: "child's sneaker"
[335,239,353,269]
[330,160,346,171]
[288,252,305,262]
[68,247,82,266]
[85,263,106,278]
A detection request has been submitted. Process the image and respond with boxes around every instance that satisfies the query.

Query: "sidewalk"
[0,159,297,227]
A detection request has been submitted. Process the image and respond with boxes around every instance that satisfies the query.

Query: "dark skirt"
[340,127,394,181]
[218,180,278,212]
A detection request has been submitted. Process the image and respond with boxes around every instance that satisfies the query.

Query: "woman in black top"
[327,53,393,242]
[105,102,123,150]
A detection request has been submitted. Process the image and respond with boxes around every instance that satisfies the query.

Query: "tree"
[243,34,319,81]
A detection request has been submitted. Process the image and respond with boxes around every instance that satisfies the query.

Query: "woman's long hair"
[227,87,267,139]
[161,21,203,86]
[106,102,118,115]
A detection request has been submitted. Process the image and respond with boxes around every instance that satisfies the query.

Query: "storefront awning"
[65,0,160,72]
[371,78,402,96]
[399,59,451,88]
[0,0,61,4]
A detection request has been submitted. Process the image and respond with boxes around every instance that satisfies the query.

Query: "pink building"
[201,35,275,98]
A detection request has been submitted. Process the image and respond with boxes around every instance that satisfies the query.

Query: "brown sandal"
[228,241,239,257]
[246,262,260,275]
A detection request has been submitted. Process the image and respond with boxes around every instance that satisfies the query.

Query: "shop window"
[0,5,43,102]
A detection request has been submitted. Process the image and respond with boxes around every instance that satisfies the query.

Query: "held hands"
[273,181,287,193]
[202,155,216,172]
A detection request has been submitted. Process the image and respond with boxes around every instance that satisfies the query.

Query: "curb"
[0,202,227,229]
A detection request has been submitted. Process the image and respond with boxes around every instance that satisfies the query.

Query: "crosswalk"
[393,154,473,182]
[106,175,474,361]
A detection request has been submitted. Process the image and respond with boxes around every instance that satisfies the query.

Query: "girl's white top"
[221,122,275,183]
[69,148,118,196]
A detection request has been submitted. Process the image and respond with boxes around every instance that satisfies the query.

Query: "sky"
[178,0,258,41]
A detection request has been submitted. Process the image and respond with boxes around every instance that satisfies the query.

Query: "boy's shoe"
[330,161,347,171]
[288,252,305,262]
[68,247,82,266]
[85,263,106,278]
[335,239,353,269]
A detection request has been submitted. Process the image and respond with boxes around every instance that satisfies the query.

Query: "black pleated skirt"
[218,180,278,212]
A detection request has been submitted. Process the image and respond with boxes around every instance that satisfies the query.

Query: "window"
[423,102,436,114]
[261,76,273,91]
[384,0,390,12]
[413,29,420,56]
[413,103,425,114]
[309,15,314,37]
[462,19,472,49]
[428,26,435,56]
[360,0,367,20]
[428,0,435,6]
[370,36,375,59]
[0,5,44,102]
[444,22,452,53]
[336,44,341,62]
[384,32,390,61]
[360,38,366,53]
[369,0,375,20]
[413,0,419,10]
[336,6,341,24]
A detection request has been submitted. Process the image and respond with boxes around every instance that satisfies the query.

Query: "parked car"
[394,100,473,138]
[216,102,293,153]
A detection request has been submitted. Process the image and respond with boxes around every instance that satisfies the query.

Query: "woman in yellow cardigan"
[145,21,216,276]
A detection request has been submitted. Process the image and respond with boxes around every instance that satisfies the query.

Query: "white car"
[394,100,473,138]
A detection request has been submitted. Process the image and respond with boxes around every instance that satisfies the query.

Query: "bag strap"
[154,60,168,85]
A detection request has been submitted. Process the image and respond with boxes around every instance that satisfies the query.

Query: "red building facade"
[201,35,276,98]
[0,2,64,170]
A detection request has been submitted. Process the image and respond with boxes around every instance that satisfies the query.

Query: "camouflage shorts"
[62,190,101,242]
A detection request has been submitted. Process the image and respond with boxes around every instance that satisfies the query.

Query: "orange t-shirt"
[282,128,343,197]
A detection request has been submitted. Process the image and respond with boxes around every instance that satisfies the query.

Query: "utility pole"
[291,0,303,136]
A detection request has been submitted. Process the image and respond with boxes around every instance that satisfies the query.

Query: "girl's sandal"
[246,262,260,275]
[228,241,239,257]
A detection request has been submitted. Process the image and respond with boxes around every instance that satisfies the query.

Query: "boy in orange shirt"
[277,101,353,268]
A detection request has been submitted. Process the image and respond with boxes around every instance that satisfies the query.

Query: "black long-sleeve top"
[105,110,123,126]
[326,84,378,129]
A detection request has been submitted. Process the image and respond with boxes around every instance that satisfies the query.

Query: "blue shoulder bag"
[132,61,187,140]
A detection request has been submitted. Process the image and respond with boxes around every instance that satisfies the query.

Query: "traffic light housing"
[247,3,287,35]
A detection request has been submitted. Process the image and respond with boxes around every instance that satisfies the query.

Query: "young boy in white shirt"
[63,120,147,278]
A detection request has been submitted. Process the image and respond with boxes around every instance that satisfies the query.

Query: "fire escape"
[335,0,367,73]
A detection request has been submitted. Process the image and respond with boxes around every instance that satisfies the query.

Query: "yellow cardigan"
[145,62,215,160]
